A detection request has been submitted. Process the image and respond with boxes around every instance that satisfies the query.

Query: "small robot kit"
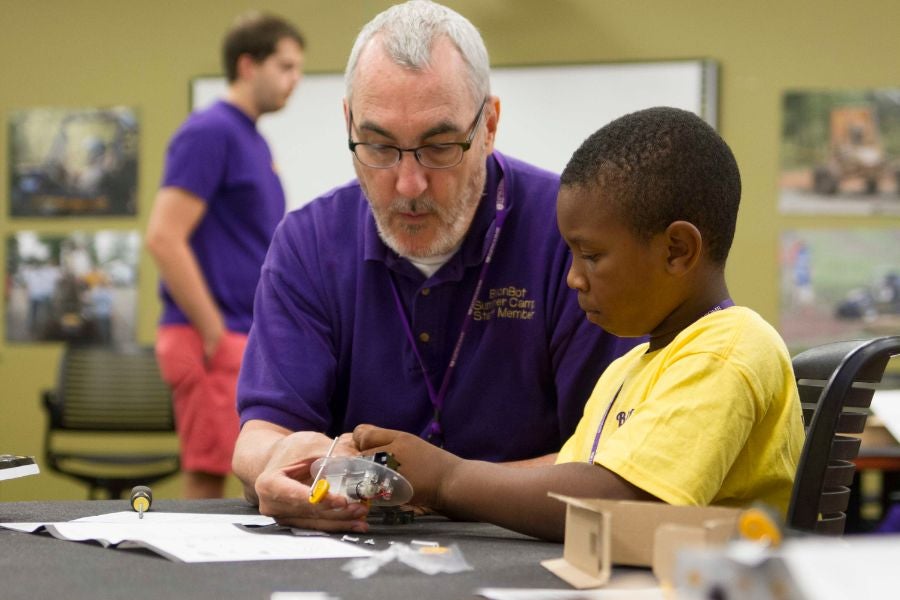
[310,451,414,507]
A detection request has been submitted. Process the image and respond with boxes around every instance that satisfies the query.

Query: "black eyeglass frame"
[347,99,488,169]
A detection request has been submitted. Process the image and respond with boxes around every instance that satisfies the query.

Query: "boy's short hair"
[223,12,305,83]
[560,106,741,265]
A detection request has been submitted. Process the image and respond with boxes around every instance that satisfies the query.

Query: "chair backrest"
[787,336,900,535]
[42,344,178,498]
[46,344,174,432]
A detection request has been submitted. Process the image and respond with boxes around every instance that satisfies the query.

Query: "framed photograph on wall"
[5,230,140,344]
[779,228,900,350]
[779,89,900,216]
[8,107,138,217]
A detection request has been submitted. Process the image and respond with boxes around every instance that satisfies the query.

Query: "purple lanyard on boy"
[586,298,735,464]
[389,177,510,447]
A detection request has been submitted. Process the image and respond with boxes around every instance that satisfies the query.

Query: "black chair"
[42,344,180,499]
[787,335,900,535]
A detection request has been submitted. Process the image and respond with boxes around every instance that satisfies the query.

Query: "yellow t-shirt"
[557,306,804,515]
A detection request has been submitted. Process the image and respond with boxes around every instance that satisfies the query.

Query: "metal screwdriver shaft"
[309,436,339,504]
[130,485,152,519]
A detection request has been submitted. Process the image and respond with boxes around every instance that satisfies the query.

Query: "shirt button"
[421,288,431,296]
[418,332,431,343]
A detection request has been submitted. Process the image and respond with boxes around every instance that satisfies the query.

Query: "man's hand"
[353,424,462,512]
[201,326,226,362]
[254,431,369,533]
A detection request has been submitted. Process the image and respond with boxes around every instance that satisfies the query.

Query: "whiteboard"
[192,60,717,211]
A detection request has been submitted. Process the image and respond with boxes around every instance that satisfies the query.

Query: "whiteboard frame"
[191,59,717,211]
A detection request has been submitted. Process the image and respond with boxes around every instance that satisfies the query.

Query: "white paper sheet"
[781,535,900,599]
[0,511,371,563]
[1,522,45,533]
[476,589,664,600]
[71,510,275,525]
[0,455,39,481]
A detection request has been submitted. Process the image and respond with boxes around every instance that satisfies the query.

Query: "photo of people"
[780,229,900,350]
[779,89,900,216]
[8,107,138,217]
[5,230,139,343]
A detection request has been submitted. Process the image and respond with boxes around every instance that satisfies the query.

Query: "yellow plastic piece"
[309,478,330,504]
[131,496,150,514]
[738,507,783,546]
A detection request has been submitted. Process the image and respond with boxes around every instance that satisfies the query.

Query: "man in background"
[146,12,304,498]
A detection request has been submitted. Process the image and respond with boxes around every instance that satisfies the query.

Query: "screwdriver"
[309,436,339,504]
[130,485,152,519]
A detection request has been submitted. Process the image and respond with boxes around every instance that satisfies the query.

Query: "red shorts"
[155,325,247,475]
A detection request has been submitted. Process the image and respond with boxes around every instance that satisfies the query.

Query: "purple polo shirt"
[158,100,286,333]
[237,151,638,461]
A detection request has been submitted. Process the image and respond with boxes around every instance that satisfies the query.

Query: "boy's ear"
[663,220,702,275]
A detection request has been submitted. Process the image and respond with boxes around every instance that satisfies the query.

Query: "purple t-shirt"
[158,100,286,333]
[238,151,639,461]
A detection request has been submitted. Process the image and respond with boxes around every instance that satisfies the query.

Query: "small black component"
[379,507,415,525]
[0,455,35,469]
[371,451,400,471]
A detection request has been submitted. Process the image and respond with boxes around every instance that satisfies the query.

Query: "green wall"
[2,0,898,501]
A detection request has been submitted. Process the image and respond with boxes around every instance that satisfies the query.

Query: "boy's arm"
[441,459,657,541]
[354,425,657,542]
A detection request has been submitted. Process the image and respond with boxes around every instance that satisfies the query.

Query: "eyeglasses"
[348,99,487,169]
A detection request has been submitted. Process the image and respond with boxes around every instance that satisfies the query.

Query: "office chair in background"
[787,335,900,535]
[42,344,180,499]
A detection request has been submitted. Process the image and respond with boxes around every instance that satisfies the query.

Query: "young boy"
[352,107,805,542]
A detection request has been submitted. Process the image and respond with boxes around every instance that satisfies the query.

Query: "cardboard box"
[541,493,740,589]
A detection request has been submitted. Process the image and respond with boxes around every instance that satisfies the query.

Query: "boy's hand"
[353,424,462,512]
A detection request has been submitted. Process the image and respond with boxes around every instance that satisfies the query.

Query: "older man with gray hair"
[232,0,636,531]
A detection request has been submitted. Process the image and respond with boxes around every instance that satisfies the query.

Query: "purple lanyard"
[587,298,735,464]
[389,178,509,446]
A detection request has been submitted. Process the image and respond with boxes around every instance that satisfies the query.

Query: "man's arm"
[145,186,224,357]
[231,419,296,504]
[232,420,353,503]
[354,425,657,542]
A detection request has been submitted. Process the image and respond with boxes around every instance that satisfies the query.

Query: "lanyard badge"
[388,177,509,447]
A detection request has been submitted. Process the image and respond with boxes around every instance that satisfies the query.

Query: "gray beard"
[366,161,486,259]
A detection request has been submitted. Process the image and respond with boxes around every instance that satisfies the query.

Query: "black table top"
[0,498,572,600]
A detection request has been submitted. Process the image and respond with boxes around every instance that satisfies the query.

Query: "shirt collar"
[218,100,257,130]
